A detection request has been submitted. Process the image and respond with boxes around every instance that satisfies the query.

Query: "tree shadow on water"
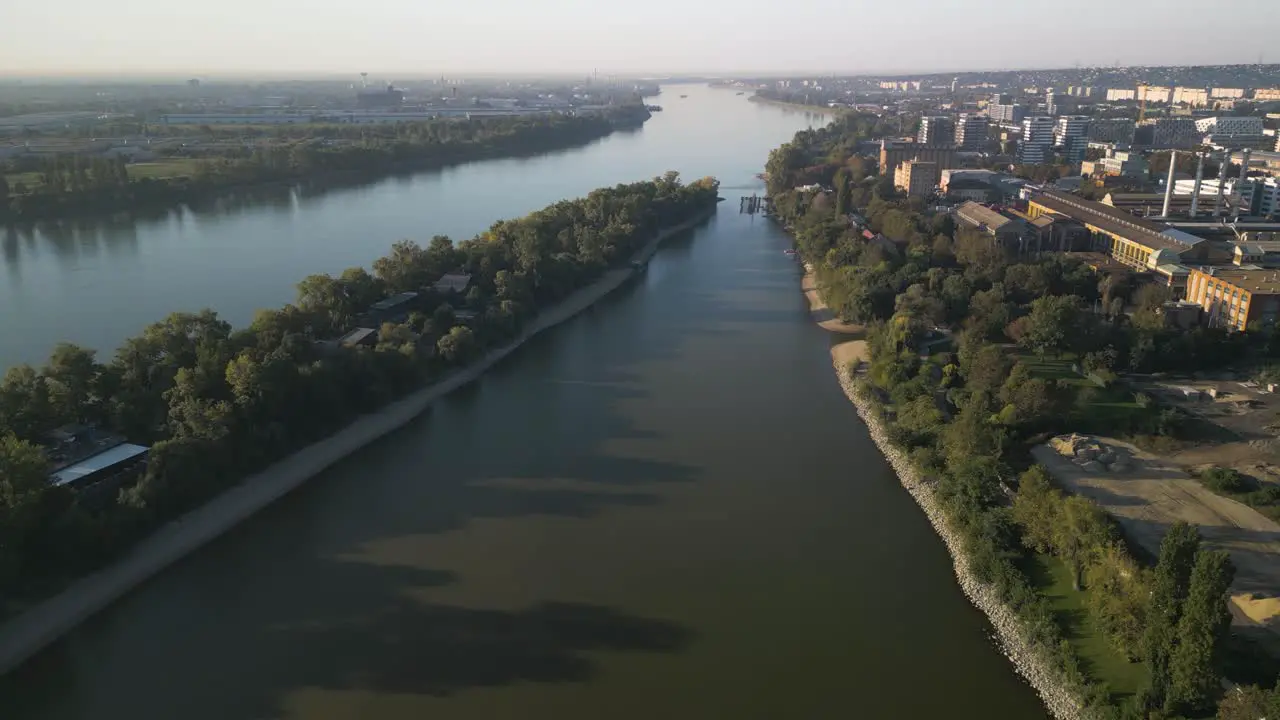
[265,599,693,702]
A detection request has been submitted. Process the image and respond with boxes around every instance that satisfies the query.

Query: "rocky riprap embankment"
[833,361,1084,720]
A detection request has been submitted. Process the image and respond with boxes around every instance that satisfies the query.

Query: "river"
[0,85,1046,719]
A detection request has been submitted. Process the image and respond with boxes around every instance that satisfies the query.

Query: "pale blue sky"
[3,0,1277,76]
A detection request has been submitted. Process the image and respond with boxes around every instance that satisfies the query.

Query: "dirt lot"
[1032,437,1280,632]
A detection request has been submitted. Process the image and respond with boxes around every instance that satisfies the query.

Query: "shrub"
[1200,466,1251,494]
[1247,485,1280,506]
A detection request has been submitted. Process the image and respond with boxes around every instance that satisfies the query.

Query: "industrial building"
[917,116,954,146]
[1173,177,1280,218]
[363,292,420,325]
[1185,267,1280,331]
[1026,189,1209,272]
[894,160,939,197]
[356,85,405,109]
[46,426,150,492]
[161,114,314,125]
[955,202,1027,247]
[1081,149,1149,179]
[1018,116,1055,164]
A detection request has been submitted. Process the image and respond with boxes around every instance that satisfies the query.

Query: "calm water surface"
[1,86,1046,719]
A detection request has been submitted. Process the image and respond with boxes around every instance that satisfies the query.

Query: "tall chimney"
[1237,148,1253,216]
[1214,150,1230,217]
[1190,152,1205,216]
[1162,150,1177,218]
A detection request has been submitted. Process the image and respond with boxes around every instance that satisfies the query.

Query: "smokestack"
[1162,150,1177,218]
[1214,150,1230,217]
[1190,152,1205,216]
[1237,148,1253,216]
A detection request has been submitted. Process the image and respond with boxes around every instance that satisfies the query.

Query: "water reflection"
[0,85,828,370]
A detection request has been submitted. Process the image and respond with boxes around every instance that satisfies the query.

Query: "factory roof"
[49,443,149,488]
[1191,267,1280,295]
[955,201,1018,231]
[1029,190,1197,253]
[369,292,418,311]
[432,273,472,293]
[339,327,378,347]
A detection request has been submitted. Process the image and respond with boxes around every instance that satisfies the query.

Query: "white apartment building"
[918,116,955,145]
[1106,88,1136,101]
[894,160,939,197]
[1138,86,1173,104]
[954,114,990,150]
[1172,87,1210,106]
[1053,116,1092,161]
[1019,116,1056,164]
[1212,88,1246,99]
[1254,89,1280,102]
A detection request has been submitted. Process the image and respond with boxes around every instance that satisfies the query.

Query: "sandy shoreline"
[800,265,868,369]
[0,209,715,677]
[804,272,1082,720]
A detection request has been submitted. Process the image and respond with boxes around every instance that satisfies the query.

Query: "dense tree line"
[0,106,651,222]
[765,116,1275,717]
[0,172,718,609]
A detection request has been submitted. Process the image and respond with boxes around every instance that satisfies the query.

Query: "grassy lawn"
[126,158,204,180]
[3,171,43,189]
[1026,553,1149,702]
[1018,353,1081,383]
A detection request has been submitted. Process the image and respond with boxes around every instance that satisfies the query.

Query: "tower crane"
[1136,81,1149,124]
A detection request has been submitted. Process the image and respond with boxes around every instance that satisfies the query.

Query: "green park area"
[1026,553,1149,703]
[124,158,203,180]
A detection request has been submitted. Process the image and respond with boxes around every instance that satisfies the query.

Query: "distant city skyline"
[2,0,1277,77]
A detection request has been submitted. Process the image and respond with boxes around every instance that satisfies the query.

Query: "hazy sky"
[3,0,1277,76]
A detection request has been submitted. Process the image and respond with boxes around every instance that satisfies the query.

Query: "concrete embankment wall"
[0,209,714,676]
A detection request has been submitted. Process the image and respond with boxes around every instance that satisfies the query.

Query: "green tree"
[1052,495,1112,590]
[833,167,851,217]
[0,365,54,441]
[0,433,49,584]
[1167,549,1235,716]
[437,326,476,364]
[1019,295,1086,357]
[1142,521,1203,710]
[372,239,432,293]
[1217,682,1280,720]
[1012,465,1060,553]
[43,343,101,426]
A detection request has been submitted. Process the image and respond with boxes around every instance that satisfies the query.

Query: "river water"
[0,85,1046,719]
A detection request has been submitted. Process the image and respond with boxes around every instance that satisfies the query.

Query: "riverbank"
[747,94,841,114]
[802,276,1082,719]
[0,206,715,677]
[1,113,648,225]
